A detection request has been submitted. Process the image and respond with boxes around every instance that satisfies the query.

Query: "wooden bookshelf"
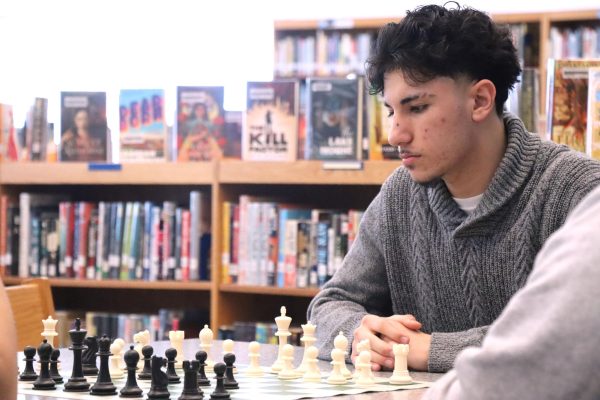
[2,276,211,291]
[220,284,319,298]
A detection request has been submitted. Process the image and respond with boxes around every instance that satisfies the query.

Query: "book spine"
[189,191,201,281]
[18,193,31,278]
[87,207,98,280]
[181,209,191,281]
[0,195,6,276]
[221,202,232,284]
[174,207,183,281]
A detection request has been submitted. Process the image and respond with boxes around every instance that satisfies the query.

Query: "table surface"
[17,339,442,400]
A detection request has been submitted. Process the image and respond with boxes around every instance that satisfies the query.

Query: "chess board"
[18,369,431,399]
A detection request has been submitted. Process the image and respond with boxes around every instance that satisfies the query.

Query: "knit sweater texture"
[306,113,600,372]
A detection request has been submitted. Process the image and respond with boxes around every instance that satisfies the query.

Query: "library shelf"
[2,276,211,291]
[219,284,319,298]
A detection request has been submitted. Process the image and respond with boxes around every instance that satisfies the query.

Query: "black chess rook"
[178,360,203,400]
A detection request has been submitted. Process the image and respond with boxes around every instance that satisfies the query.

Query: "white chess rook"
[389,343,413,385]
[271,306,292,373]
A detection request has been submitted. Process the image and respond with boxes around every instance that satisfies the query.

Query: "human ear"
[470,79,496,122]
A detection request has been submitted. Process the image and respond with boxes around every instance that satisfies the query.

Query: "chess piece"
[245,341,263,377]
[110,342,125,379]
[354,339,374,379]
[90,335,117,395]
[64,318,90,392]
[19,346,38,381]
[178,360,203,400]
[296,320,316,374]
[82,336,99,376]
[165,348,181,383]
[138,345,154,380]
[210,362,230,400]
[50,349,63,384]
[302,346,321,383]
[333,331,352,379]
[41,315,58,347]
[133,329,151,369]
[278,344,297,380]
[196,350,211,386]
[355,351,375,386]
[32,339,55,390]
[223,353,239,389]
[389,343,413,385]
[120,345,143,398]
[147,356,170,400]
[326,348,347,385]
[271,306,292,372]
[199,324,215,372]
[169,330,185,369]
[113,337,127,370]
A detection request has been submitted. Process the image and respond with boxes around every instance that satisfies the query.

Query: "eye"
[410,104,428,113]
[386,109,394,118]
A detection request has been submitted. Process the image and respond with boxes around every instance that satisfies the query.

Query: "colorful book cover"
[305,77,363,160]
[0,103,18,161]
[546,59,600,153]
[587,68,600,160]
[60,91,108,162]
[368,93,400,160]
[243,80,299,161]
[175,86,225,161]
[119,89,167,161]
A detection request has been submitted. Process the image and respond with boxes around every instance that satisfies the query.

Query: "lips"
[400,152,419,166]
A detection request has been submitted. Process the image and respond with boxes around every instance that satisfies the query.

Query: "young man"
[0,279,18,399]
[424,184,600,400]
[307,4,600,373]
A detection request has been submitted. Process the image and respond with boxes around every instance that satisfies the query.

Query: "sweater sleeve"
[307,191,392,361]
[428,326,489,372]
[424,185,600,400]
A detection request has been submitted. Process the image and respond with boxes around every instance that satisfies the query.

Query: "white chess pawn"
[327,348,347,385]
[245,341,263,377]
[302,346,321,383]
[169,330,185,369]
[355,350,375,386]
[295,321,316,375]
[271,306,292,373]
[333,331,352,379]
[199,324,214,372]
[112,338,126,370]
[222,339,237,372]
[354,339,374,379]
[278,344,297,380]
[109,342,124,379]
[133,329,150,369]
[41,315,58,347]
[389,343,413,385]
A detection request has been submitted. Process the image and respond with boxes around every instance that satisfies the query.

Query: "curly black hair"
[366,3,521,115]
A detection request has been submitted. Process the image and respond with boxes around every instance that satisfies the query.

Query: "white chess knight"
[109,342,124,379]
[133,330,150,369]
[327,348,348,385]
[199,324,214,372]
[333,331,352,379]
[389,343,413,385]
[169,330,185,369]
[245,341,264,377]
[112,338,126,370]
[355,351,375,386]
[278,344,297,380]
[295,321,316,375]
[302,346,321,383]
[271,306,292,373]
[41,315,58,347]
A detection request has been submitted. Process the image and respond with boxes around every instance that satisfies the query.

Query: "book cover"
[175,86,225,161]
[243,81,299,161]
[223,111,242,159]
[0,103,18,161]
[586,68,600,160]
[119,89,167,161]
[546,59,600,153]
[306,77,363,160]
[60,91,108,162]
[367,93,400,160]
[26,98,49,161]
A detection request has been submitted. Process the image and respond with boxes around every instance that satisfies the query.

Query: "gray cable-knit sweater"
[306,113,600,372]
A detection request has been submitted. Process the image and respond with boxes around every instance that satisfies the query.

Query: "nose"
[387,116,412,147]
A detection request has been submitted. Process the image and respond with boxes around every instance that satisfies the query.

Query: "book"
[367,93,400,160]
[587,68,600,160]
[175,86,225,161]
[243,81,299,161]
[223,111,242,159]
[305,77,364,160]
[507,68,540,133]
[546,59,600,153]
[0,103,18,162]
[26,98,49,161]
[60,91,108,162]
[119,89,167,161]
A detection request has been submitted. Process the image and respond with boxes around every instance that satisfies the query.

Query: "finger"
[389,315,423,330]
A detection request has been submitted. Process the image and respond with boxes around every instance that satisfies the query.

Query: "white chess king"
[271,306,292,373]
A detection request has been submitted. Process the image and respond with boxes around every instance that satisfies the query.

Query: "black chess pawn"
[195,350,210,387]
[178,360,203,400]
[120,345,143,398]
[165,347,181,384]
[64,318,90,392]
[19,346,38,381]
[138,345,153,380]
[50,349,63,384]
[32,339,56,390]
[210,362,230,400]
[82,335,99,376]
[222,353,238,390]
[147,356,170,400]
[90,335,117,395]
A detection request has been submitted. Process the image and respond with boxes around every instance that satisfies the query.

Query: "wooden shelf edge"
[2,276,211,291]
[219,283,319,298]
